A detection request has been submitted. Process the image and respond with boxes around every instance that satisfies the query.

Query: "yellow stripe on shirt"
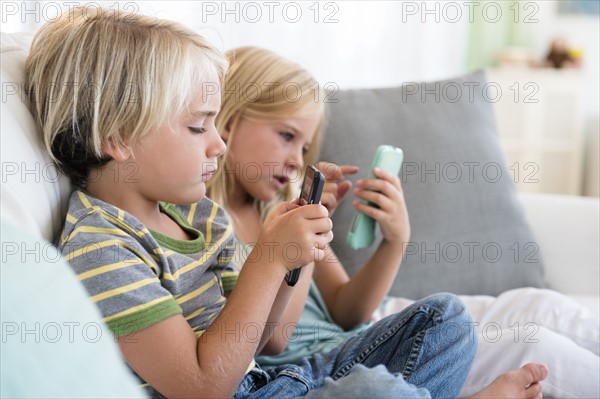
[91,278,156,302]
[68,197,149,240]
[220,271,238,280]
[100,211,149,239]
[66,213,78,225]
[68,225,130,241]
[205,202,219,244]
[77,259,145,281]
[184,306,207,321]
[77,191,93,209]
[187,203,197,225]
[175,276,217,305]
[64,239,158,275]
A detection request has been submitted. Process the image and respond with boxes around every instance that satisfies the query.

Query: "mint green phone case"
[346,145,404,249]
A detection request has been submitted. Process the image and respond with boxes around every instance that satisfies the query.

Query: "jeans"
[233,293,476,399]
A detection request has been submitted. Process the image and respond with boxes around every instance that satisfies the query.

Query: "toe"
[520,363,549,385]
[525,382,542,399]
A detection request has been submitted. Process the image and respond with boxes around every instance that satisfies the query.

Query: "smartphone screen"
[286,165,325,286]
[300,171,315,204]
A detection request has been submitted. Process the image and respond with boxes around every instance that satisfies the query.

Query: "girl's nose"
[286,148,304,171]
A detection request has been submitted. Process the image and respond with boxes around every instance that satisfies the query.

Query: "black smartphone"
[285,165,325,286]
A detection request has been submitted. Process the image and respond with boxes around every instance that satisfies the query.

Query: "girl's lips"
[272,175,289,190]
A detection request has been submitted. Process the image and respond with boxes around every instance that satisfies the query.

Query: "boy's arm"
[62,223,273,397]
[118,252,288,398]
[257,262,314,355]
[120,202,332,398]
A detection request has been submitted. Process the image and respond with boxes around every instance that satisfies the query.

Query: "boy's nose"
[209,129,227,157]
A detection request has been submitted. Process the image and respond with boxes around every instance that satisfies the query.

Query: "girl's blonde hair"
[25,7,228,188]
[207,46,325,215]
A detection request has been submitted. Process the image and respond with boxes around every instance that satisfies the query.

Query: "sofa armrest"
[518,192,599,296]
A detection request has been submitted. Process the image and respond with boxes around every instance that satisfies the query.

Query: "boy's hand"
[352,167,410,246]
[315,162,359,217]
[256,200,333,273]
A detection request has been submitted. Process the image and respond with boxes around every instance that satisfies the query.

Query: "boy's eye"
[189,126,207,134]
[280,131,294,141]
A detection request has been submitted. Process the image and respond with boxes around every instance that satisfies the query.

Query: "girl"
[206,46,598,399]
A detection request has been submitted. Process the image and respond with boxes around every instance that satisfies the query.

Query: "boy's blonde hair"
[207,46,325,214]
[25,7,228,188]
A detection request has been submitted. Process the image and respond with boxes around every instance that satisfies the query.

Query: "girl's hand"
[352,167,410,246]
[315,162,359,217]
[256,199,333,273]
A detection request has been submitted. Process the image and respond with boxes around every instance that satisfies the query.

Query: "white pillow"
[1,220,147,398]
[1,32,72,242]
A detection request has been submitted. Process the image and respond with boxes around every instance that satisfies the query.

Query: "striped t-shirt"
[57,190,238,338]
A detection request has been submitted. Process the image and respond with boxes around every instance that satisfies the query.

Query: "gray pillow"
[320,70,545,299]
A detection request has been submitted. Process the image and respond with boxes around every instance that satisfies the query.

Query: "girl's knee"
[422,293,470,322]
[423,294,476,350]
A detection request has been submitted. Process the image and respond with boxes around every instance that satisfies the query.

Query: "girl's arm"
[314,241,404,330]
[314,167,410,330]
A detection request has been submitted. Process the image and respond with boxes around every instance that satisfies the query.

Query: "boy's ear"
[102,138,132,162]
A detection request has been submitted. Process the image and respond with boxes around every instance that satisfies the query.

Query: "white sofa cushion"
[519,192,600,296]
[1,32,72,242]
[1,220,147,398]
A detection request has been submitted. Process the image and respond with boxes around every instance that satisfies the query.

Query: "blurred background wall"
[2,0,598,196]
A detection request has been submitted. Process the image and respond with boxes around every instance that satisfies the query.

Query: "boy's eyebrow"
[190,109,219,117]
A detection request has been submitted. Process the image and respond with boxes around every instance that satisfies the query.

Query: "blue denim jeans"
[233,293,476,399]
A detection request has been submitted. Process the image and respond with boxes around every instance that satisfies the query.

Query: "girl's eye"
[189,126,207,134]
[280,131,294,141]
[302,145,310,155]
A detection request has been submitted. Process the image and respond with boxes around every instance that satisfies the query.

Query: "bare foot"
[469,363,549,399]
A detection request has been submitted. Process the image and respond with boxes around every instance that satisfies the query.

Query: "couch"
[319,75,600,313]
[2,31,599,397]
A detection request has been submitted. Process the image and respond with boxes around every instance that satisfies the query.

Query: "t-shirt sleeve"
[217,241,238,292]
[60,215,182,337]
